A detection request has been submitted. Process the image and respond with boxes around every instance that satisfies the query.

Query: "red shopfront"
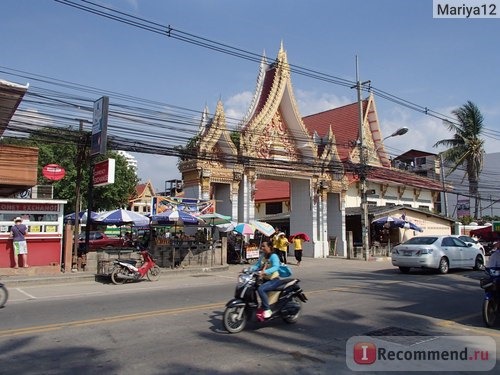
[0,199,67,268]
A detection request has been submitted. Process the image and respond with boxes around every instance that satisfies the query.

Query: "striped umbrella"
[152,209,200,225]
[234,223,255,235]
[249,220,275,236]
[94,209,150,226]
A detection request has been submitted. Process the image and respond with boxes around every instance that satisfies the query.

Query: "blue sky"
[1,0,499,192]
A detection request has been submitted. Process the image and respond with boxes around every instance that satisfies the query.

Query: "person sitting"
[249,240,281,318]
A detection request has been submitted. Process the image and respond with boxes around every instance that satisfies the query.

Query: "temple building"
[178,44,448,258]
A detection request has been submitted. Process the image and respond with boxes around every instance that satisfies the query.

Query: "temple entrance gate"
[178,45,348,258]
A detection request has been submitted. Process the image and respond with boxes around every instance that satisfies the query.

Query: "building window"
[266,202,282,215]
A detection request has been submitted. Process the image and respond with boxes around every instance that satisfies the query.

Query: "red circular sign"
[42,164,66,181]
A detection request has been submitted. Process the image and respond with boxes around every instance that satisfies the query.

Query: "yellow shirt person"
[293,237,303,265]
[276,233,289,264]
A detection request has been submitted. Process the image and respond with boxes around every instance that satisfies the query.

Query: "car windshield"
[459,236,476,244]
[403,236,438,245]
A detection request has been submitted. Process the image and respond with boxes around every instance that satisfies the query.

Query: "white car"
[391,235,485,274]
[450,235,485,255]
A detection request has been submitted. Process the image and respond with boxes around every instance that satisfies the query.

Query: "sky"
[1,0,499,192]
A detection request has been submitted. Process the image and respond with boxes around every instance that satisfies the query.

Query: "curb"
[2,265,230,287]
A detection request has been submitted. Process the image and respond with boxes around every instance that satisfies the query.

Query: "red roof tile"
[255,179,290,201]
[302,101,367,161]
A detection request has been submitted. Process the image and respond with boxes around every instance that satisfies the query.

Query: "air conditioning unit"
[32,185,53,199]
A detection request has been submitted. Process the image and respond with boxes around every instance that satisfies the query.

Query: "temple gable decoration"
[240,43,316,166]
[198,100,237,162]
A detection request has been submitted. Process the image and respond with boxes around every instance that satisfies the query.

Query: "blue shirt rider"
[250,240,281,318]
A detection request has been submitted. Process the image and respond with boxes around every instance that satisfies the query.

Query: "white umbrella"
[249,220,275,236]
[94,209,150,226]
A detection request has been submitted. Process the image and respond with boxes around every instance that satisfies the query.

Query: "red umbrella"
[289,232,310,242]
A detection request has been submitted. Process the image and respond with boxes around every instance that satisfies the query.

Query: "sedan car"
[450,235,485,255]
[78,231,125,251]
[391,235,485,274]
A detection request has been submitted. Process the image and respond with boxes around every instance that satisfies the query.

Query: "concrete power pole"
[354,56,371,261]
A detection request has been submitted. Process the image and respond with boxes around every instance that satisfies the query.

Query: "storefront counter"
[0,198,67,268]
[0,233,62,268]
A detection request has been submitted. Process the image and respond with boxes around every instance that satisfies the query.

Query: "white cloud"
[132,152,181,193]
[295,89,352,116]
[379,107,452,156]
[224,91,253,128]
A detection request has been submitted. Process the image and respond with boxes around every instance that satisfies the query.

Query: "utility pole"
[72,120,89,271]
[439,153,449,217]
[353,56,371,261]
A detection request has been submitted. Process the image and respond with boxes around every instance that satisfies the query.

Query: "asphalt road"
[0,258,499,374]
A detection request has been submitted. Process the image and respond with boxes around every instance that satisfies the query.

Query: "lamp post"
[359,125,409,260]
[373,127,409,154]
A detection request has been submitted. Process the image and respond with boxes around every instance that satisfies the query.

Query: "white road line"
[15,288,37,299]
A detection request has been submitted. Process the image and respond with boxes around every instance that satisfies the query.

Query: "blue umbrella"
[372,216,423,232]
[152,209,200,225]
[64,211,98,223]
[94,209,150,226]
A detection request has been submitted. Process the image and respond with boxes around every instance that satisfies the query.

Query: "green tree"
[434,101,485,219]
[1,128,138,213]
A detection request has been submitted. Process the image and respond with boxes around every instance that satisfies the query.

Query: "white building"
[116,150,138,172]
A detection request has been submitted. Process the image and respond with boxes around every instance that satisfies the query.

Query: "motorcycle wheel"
[282,297,302,324]
[223,306,247,334]
[0,285,8,308]
[111,267,127,285]
[147,265,161,281]
[482,298,498,327]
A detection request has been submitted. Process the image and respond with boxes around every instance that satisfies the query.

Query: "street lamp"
[360,126,409,260]
[374,127,409,154]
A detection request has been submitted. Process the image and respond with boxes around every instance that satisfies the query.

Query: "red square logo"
[353,342,377,365]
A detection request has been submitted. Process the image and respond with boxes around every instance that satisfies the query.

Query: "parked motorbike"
[0,282,8,308]
[480,267,500,327]
[110,245,161,285]
[223,269,307,333]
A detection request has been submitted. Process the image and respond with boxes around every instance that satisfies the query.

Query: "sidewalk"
[1,256,393,287]
[1,264,231,287]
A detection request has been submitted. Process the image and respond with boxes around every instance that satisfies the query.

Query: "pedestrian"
[293,236,303,266]
[11,217,28,268]
[276,232,289,264]
[270,227,280,252]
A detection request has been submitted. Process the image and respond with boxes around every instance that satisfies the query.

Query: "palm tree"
[434,101,485,219]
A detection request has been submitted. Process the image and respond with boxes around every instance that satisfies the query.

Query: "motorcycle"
[480,267,500,327]
[223,269,307,333]
[0,282,8,308]
[110,245,161,285]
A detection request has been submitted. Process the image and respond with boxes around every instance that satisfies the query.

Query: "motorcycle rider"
[488,241,500,267]
[249,240,281,318]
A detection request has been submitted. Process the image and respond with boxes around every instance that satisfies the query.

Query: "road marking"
[436,313,500,337]
[0,302,226,338]
[15,288,36,299]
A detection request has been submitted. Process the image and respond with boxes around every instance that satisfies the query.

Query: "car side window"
[96,233,103,240]
[442,237,453,246]
[450,237,467,247]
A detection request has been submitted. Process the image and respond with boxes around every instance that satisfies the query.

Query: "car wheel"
[438,257,449,274]
[474,255,484,271]
[398,266,411,274]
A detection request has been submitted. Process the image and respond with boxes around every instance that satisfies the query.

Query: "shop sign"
[42,164,66,181]
[0,203,59,212]
[93,158,115,187]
